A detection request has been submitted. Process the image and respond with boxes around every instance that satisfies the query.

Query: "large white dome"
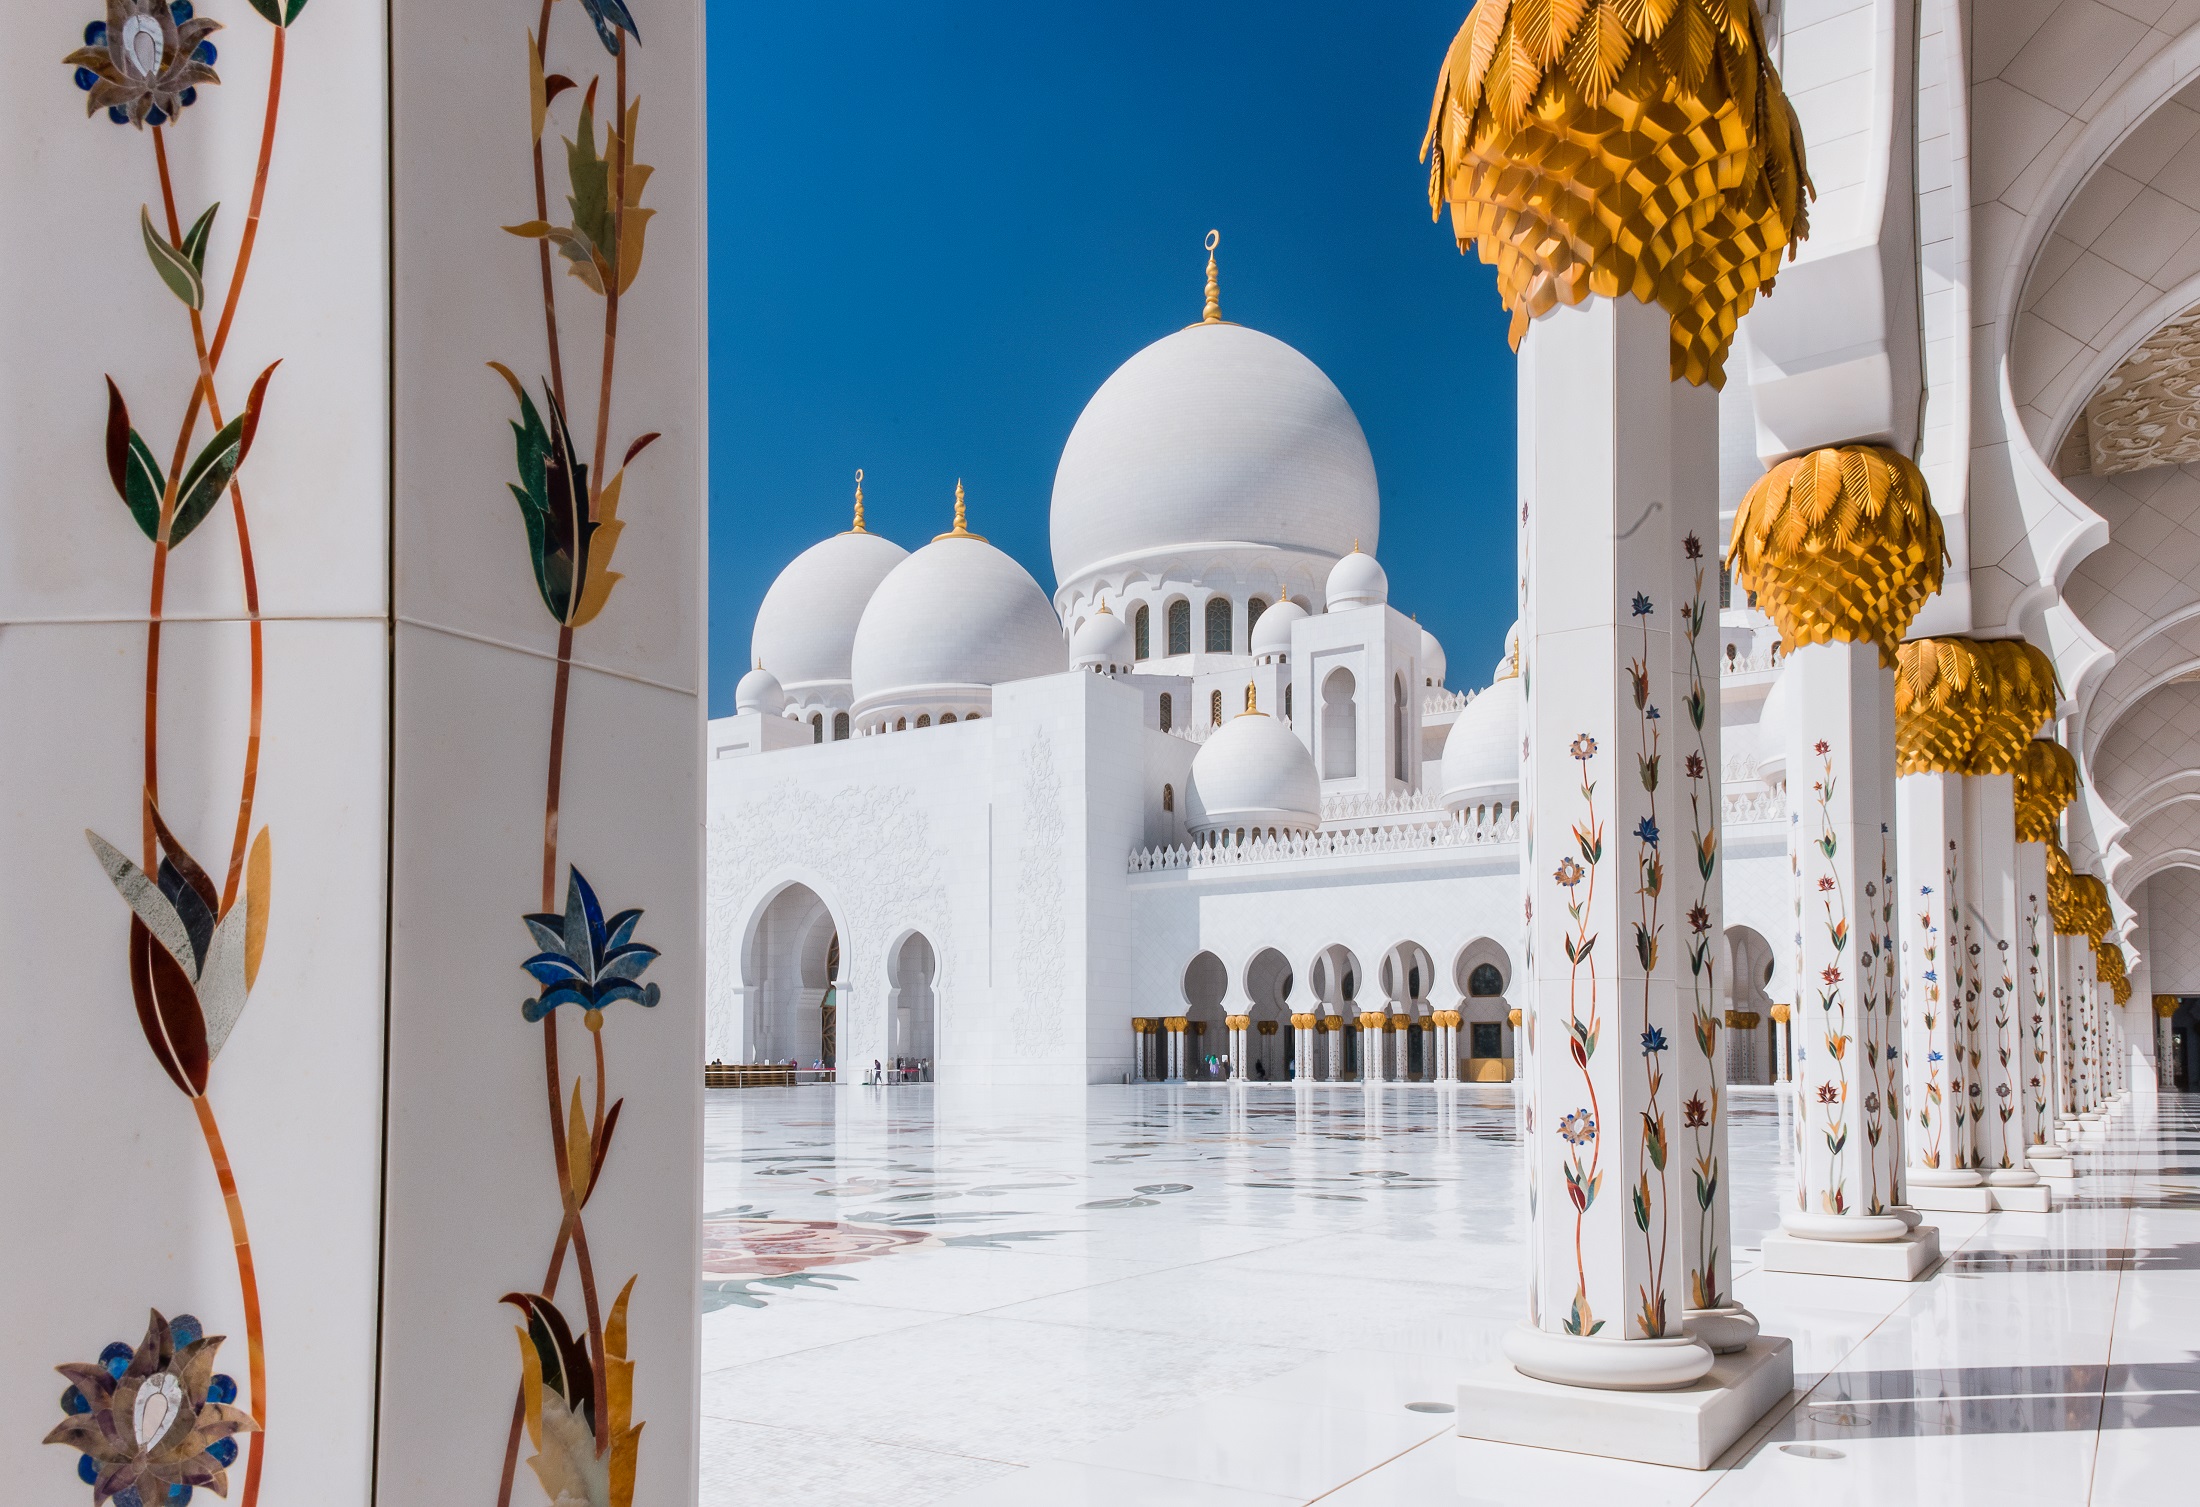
[1440,673,1522,811]
[1049,322,1379,591]
[1186,696,1321,837]
[850,531,1067,720]
[751,528,910,706]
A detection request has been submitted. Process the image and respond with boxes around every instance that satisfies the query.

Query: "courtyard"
[698,1085,2200,1505]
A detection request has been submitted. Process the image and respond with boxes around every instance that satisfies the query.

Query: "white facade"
[708,302,1800,1087]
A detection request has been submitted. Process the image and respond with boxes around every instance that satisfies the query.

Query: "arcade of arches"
[1131,929,1788,1087]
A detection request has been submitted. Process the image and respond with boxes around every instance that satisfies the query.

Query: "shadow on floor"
[1765,1360,2200,1441]
[1946,1243,2200,1273]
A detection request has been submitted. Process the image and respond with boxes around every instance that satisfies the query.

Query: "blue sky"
[706,1,1516,715]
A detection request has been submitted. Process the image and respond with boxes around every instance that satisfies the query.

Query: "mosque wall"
[2142,868,2200,993]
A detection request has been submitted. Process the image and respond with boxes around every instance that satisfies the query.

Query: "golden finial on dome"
[850,468,867,533]
[1202,230,1222,324]
[934,478,987,542]
[1096,596,1113,615]
[1243,681,1259,716]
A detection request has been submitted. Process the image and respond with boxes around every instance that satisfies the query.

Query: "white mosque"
[704,261,1797,1088]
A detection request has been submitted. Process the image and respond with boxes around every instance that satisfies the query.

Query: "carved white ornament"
[2064,304,2200,477]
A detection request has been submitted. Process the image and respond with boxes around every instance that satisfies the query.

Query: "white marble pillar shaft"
[1326,1017,1344,1081]
[2015,843,2065,1163]
[1963,775,2034,1184]
[1514,296,1701,1366]
[1901,773,1976,1186]
[1784,643,1906,1233]
[1670,381,1744,1324]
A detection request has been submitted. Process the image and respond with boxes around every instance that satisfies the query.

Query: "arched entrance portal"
[1244,947,1294,1081]
[1183,951,1227,1081]
[742,883,839,1071]
[890,932,937,1082]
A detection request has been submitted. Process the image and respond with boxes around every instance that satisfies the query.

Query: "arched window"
[1134,604,1150,660]
[1205,596,1232,653]
[1247,597,1268,639]
[895,716,907,731]
[1159,692,1173,732]
[916,713,931,728]
[941,713,956,724]
[832,712,849,741]
[1162,783,1174,812]
[1321,668,1357,779]
[1167,599,1191,655]
[1210,689,1223,726]
[1468,963,1505,997]
[964,711,979,721]
[810,713,824,744]
[1393,674,1408,781]
[1284,684,1293,722]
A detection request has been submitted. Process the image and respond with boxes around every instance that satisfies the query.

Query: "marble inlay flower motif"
[44,1311,254,1507]
[51,5,312,1500]
[487,2,663,1502]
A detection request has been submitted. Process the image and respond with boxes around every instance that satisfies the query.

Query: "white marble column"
[1226,1015,1250,1082]
[1671,382,1753,1352]
[1357,1011,1387,1084]
[1165,1017,1187,1083]
[1965,775,2036,1188]
[2162,1003,2179,1091]
[1781,644,1908,1233]
[2016,842,2069,1173]
[11,5,708,1503]
[1292,1013,1316,1081]
[1326,1015,1344,1081]
[1901,773,1977,1195]
[1511,297,1705,1382]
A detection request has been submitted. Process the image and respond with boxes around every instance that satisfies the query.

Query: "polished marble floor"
[699,1084,2200,1505]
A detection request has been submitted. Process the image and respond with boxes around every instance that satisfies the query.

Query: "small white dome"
[1250,598,1308,660]
[1326,546,1388,610]
[850,529,1068,719]
[1419,626,1446,688]
[751,528,911,704]
[1186,694,1321,836]
[1440,674,1522,811]
[735,664,786,716]
[1050,322,1379,590]
[1071,601,1136,672]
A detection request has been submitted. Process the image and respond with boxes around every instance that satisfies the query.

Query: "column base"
[1457,1336,1794,1471]
[1987,1167,2040,1187]
[2031,1154,2077,1179]
[1990,1183,2052,1212]
[1683,1305,1760,1355]
[1760,1227,1941,1281]
[1906,1182,1996,1213]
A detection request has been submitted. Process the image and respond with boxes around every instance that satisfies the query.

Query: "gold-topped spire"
[1242,681,1260,716]
[1202,230,1222,324]
[850,468,867,533]
[934,478,987,541]
[1096,596,1113,615]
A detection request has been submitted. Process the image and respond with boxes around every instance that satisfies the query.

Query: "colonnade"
[1128,1007,1481,1084]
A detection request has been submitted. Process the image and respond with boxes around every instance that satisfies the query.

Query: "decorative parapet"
[1722,785,1786,825]
[1424,687,1475,716]
[1129,812,1517,874]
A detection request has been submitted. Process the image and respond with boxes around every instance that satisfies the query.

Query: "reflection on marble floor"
[698,1086,2200,1505]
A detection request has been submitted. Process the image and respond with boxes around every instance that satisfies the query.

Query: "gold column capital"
[1730,446,1946,662]
[1162,1016,1188,1033]
[1224,1014,1251,1031]
[2014,738,2079,841]
[1421,0,1811,386]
